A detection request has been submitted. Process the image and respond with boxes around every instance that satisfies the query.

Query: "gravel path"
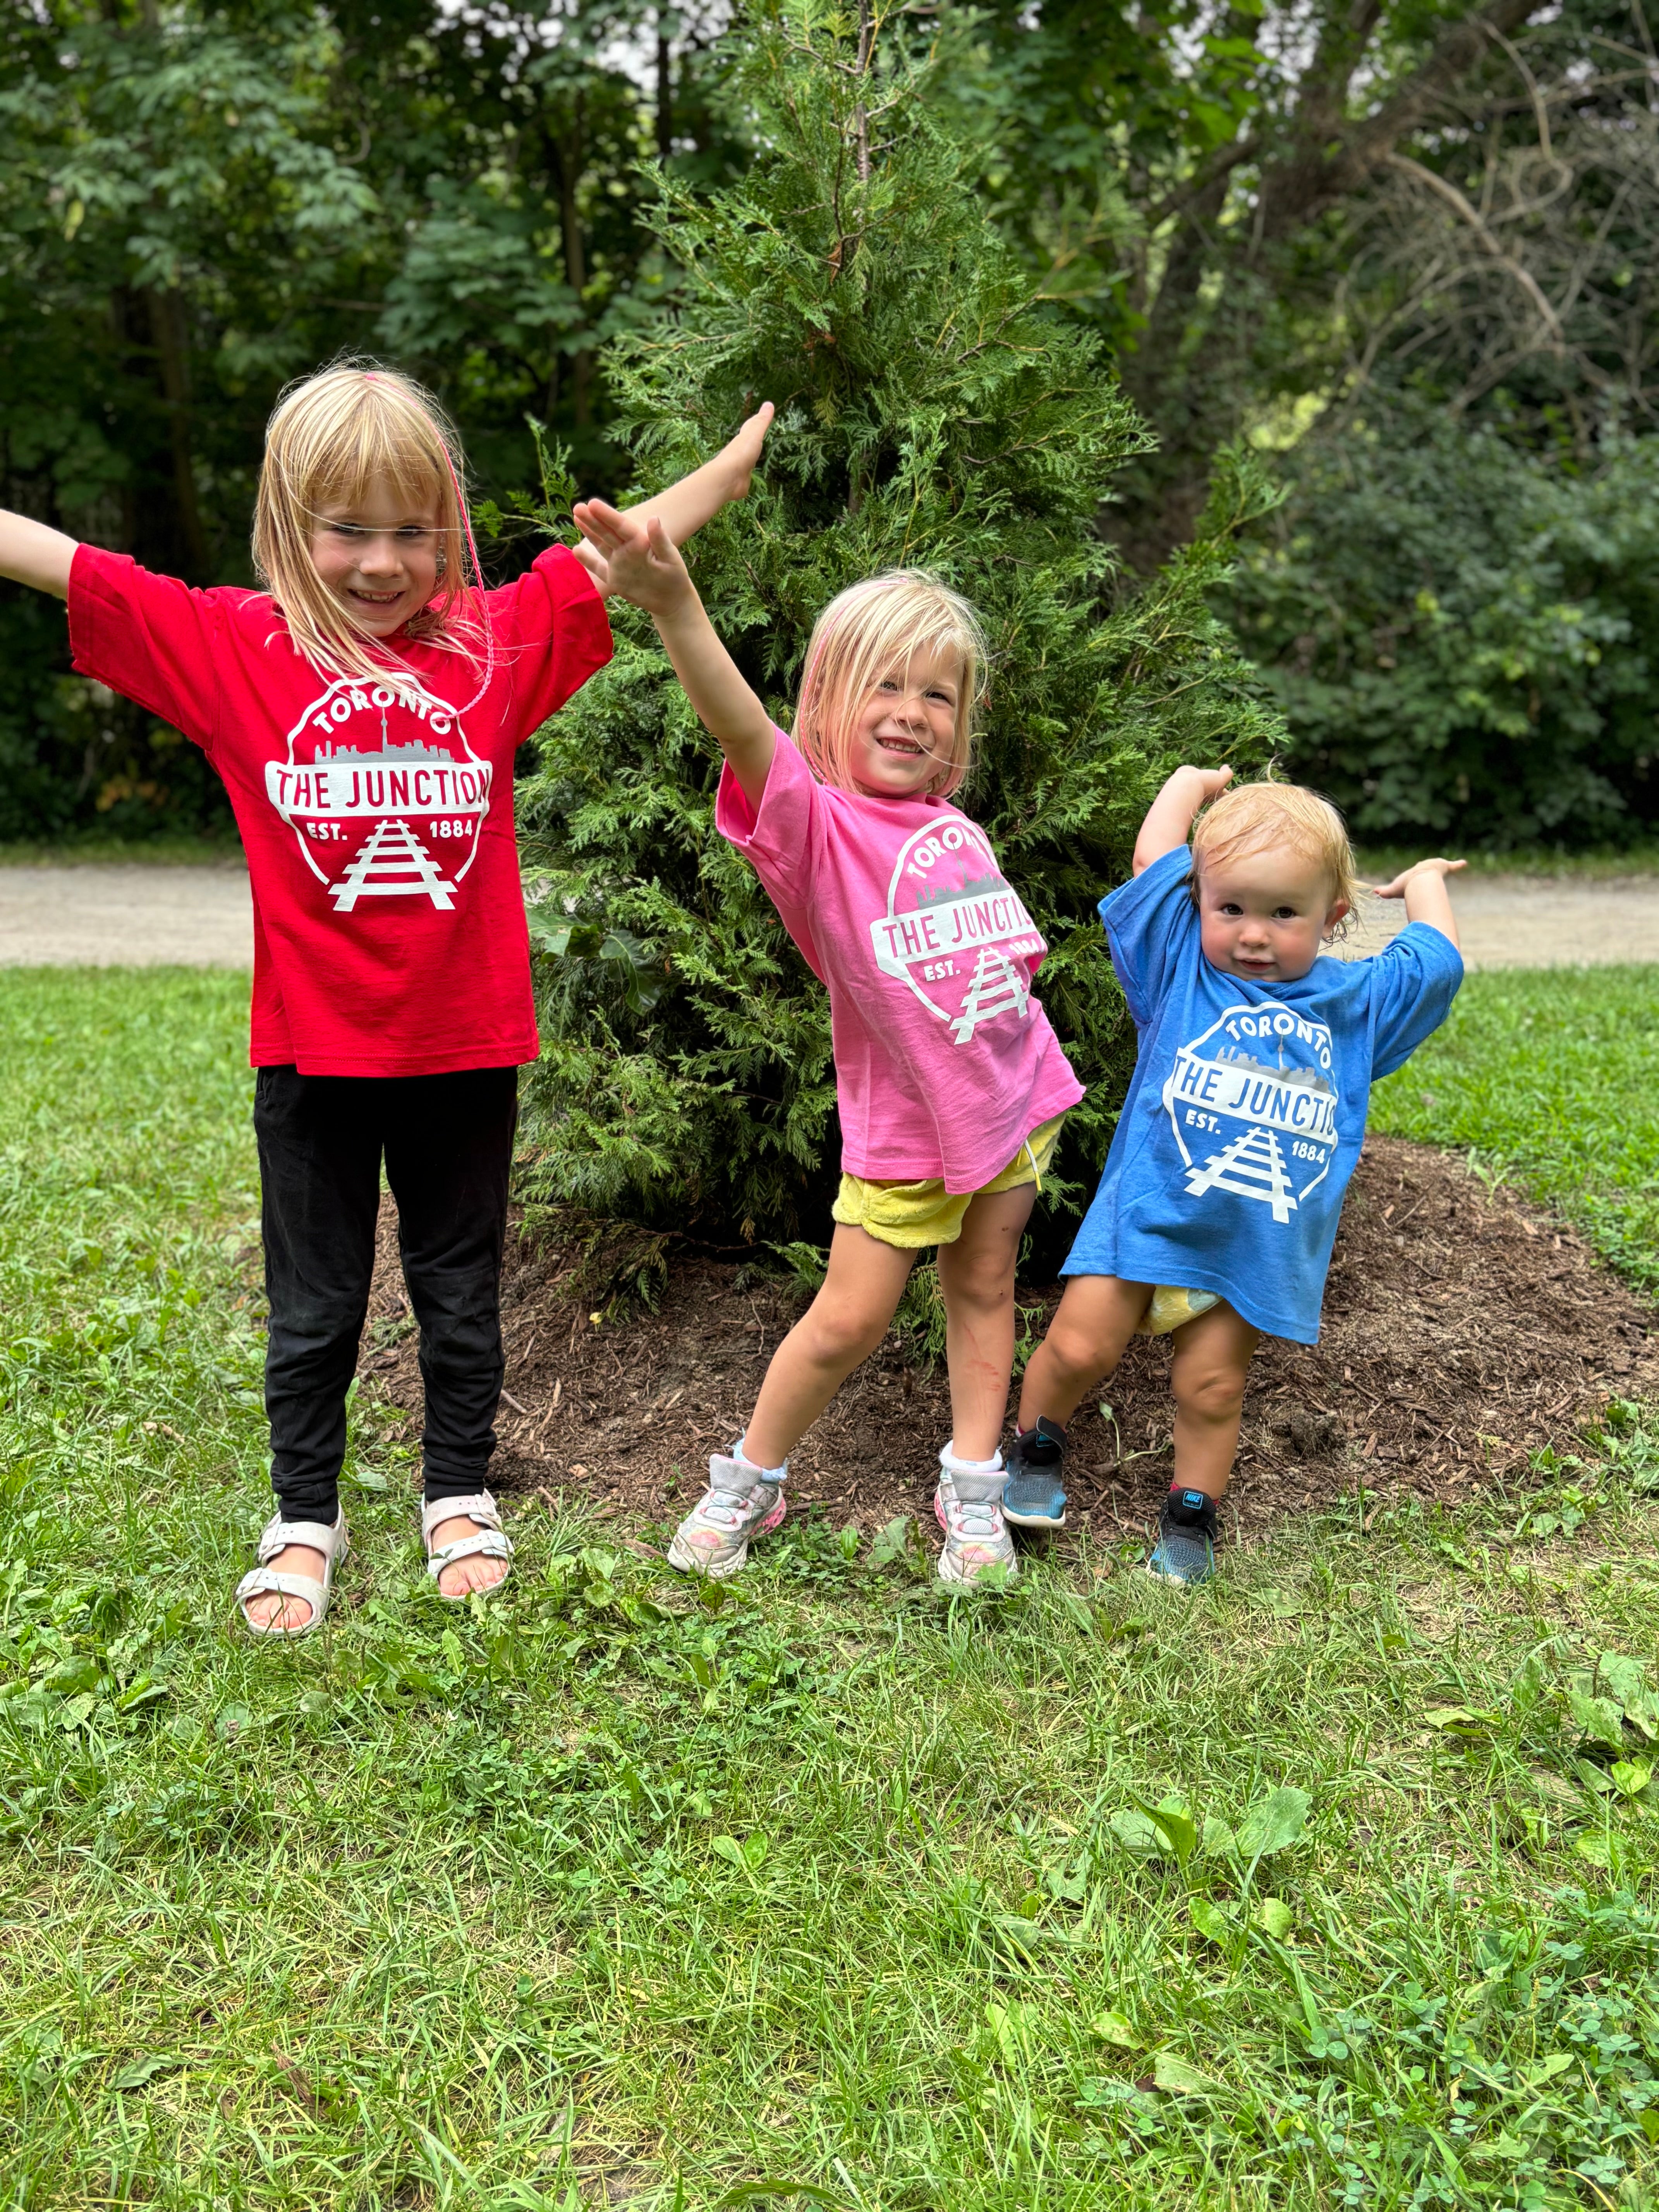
[1336,874,1659,969]
[0,863,1654,969]
[0,865,253,967]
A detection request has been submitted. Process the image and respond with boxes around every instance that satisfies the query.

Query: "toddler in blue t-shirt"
[1002,766,1465,1584]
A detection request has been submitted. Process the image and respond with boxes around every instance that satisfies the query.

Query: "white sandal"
[423,1491,514,1599]
[235,1510,349,1638]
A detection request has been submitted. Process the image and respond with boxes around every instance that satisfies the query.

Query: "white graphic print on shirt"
[868,819,1046,1045]
[263,676,491,912]
[1161,1004,1340,1224]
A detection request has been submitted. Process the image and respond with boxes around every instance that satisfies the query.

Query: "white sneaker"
[934,1467,1018,1586]
[667,1452,787,1578]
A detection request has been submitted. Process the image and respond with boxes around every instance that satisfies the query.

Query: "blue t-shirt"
[1063,847,1464,1343]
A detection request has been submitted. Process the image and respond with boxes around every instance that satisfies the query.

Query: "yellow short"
[832,1116,1067,1252]
[1138,1286,1221,1336]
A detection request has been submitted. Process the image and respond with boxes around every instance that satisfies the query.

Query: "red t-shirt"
[68,544,610,1075]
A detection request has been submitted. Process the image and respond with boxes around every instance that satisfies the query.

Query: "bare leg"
[1167,1300,1261,1501]
[1016,1274,1154,1432]
[933,1184,1038,1460]
[743,1225,916,1468]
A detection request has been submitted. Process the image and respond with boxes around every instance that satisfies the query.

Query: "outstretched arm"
[570,403,773,601]
[572,502,775,810]
[1371,856,1466,950]
[1132,764,1233,875]
[0,511,78,600]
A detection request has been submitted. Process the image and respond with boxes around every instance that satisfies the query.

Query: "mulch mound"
[363,1135,1659,1546]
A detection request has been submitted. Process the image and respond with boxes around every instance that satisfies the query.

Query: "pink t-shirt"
[717,730,1085,1193]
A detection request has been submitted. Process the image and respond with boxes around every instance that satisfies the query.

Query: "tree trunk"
[656,15,673,165]
[555,96,592,429]
[145,286,210,581]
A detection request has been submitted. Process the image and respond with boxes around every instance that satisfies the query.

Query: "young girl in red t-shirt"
[0,362,770,1636]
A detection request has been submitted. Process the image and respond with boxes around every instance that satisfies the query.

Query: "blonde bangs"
[794,570,987,799]
[1192,780,1360,916]
[251,359,483,684]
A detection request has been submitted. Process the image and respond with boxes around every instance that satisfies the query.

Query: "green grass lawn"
[1372,964,1659,1293]
[2,969,1658,2210]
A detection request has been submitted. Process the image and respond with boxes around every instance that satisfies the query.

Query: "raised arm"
[0,510,78,600]
[570,403,773,602]
[571,502,775,810]
[1371,856,1466,951]
[1132,764,1234,874]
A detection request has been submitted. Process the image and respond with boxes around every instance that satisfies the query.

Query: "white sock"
[732,1435,787,1482]
[940,1441,1005,1476]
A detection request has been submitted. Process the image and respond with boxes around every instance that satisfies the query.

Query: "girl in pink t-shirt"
[575,503,1084,1586]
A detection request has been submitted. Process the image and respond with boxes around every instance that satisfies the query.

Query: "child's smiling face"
[309,482,445,637]
[847,644,963,799]
[1196,842,1349,982]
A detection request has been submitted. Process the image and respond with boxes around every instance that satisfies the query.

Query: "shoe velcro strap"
[426,1528,513,1577]
[257,1518,342,1564]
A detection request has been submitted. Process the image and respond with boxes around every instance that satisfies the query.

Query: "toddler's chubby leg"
[666,1226,914,1578]
[1003,1276,1153,1529]
[1149,1300,1261,1589]
[1018,1276,1153,1430]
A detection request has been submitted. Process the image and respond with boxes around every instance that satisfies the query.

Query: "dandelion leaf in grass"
[1253,1896,1295,1939]
[1152,2052,1216,2095]
[1570,1683,1630,1753]
[515,0,1281,1242]
[1234,1786,1310,1860]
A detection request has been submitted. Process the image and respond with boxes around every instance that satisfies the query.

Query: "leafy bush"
[1224,414,1659,848]
[515,0,1281,1245]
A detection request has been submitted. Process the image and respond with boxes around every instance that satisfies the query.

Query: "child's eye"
[1274,907,1298,920]
[328,522,368,540]
[396,527,437,544]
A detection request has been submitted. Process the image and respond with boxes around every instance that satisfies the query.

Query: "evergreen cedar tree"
[514,0,1286,1249]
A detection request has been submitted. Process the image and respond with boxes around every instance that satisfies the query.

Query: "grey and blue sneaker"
[1001,1417,1068,1529]
[1146,1487,1218,1587]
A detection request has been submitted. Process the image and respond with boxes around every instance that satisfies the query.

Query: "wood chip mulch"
[362,1135,1659,1546]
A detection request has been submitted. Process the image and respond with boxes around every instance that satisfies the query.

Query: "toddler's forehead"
[1196,834,1332,898]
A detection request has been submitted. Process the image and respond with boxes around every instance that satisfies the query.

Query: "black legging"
[254,1063,517,1523]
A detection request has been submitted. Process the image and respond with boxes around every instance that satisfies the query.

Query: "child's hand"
[571,501,694,617]
[1187,764,1234,807]
[1369,857,1466,900]
[1132,763,1233,873]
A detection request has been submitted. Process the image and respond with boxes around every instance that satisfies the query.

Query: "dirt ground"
[364,1135,1659,1549]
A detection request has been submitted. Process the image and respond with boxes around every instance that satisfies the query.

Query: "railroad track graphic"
[329,817,458,912]
[1184,1123,1298,1223]
[949,945,1029,1044]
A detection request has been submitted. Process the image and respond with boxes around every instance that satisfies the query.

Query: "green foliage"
[0,0,740,838]
[1226,417,1659,848]
[517,0,1281,1241]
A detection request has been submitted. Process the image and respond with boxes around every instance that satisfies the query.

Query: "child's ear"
[1323,898,1350,937]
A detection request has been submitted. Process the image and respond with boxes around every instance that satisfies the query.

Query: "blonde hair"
[252,360,484,685]
[794,570,987,800]
[1192,779,1360,916]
